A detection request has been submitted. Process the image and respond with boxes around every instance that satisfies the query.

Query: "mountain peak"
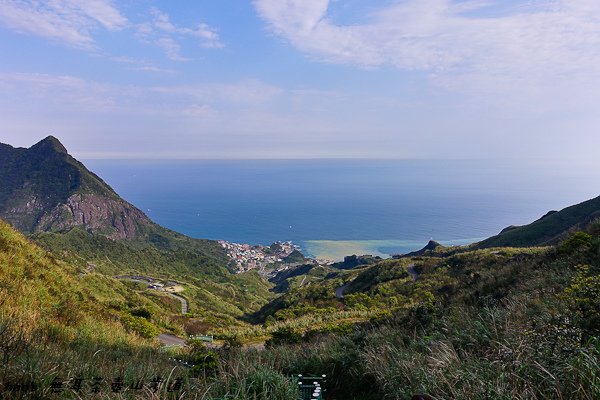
[424,240,441,250]
[31,136,68,155]
[0,136,154,239]
[394,239,442,259]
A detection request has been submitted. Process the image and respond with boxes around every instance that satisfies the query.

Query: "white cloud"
[0,72,123,110]
[255,0,329,36]
[253,0,600,88]
[142,7,223,60]
[182,103,213,116]
[62,0,127,30]
[155,37,190,61]
[0,2,223,59]
[0,0,127,48]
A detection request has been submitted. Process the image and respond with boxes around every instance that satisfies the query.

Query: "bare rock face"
[35,194,152,240]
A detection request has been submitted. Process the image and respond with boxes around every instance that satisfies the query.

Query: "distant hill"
[0,136,227,263]
[394,240,442,258]
[475,195,600,248]
[330,254,383,269]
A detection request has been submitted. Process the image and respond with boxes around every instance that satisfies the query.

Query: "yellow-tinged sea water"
[302,238,483,261]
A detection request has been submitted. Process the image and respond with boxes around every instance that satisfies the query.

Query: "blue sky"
[1,0,600,160]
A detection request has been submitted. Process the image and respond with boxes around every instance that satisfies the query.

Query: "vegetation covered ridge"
[0,136,229,268]
[474,194,600,248]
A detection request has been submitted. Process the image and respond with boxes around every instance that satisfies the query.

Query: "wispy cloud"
[128,66,177,74]
[136,7,224,60]
[0,1,223,60]
[0,72,282,113]
[151,79,284,105]
[154,37,189,61]
[0,0,127,48]
[254,0,600,88]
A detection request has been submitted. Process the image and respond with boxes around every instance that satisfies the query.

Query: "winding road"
[114,277,188,314]
[158,332,187,346]
[299,274,307,287]
[335,284,349,298]
[167,293,188,314]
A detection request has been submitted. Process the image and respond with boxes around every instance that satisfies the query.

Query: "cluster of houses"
[218,240,297,273]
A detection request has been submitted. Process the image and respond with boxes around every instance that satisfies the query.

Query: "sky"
[1,0,600,160]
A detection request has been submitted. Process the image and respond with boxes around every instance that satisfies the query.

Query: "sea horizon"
[83,158,600,261]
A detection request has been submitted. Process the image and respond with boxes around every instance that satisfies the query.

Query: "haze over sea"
[84,159,600,261]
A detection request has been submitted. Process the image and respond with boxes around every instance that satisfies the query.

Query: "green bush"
[320,321,354,335]
[559,265,600,335]
[266,327,303,346]
[187,339,219,378]
[130,306,153,319]
[561,232,592,254]
[120,313,160,339]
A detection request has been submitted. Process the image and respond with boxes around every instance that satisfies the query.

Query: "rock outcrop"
[35,193,152,240]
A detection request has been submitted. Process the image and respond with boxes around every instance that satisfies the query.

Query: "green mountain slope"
[32,227,275,316]
[475,195,600,248]
[0,137,279,320]
[0,218,163,343]
[0,218,278,400]
[0,136,146,238]
[0,136,228,266]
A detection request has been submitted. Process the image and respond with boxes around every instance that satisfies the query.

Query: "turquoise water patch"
[301,238,484,261]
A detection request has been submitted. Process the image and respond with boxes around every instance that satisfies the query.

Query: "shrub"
[130,306,153,319]
[320,321,354,335]
[370,310,393,323]
[120,314,160,339]
[225,334,243,348]
[559,265,600,336]
[266,327,302,346]
[561,232,592,254]
[187,339,219,378]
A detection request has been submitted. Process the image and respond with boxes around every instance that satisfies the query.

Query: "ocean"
[82,159,600,261]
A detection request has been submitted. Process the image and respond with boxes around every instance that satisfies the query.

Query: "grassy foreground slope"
[0,218,185,398]
[5,214,600,399]
[218,220,600,400]
[0,219,303,399]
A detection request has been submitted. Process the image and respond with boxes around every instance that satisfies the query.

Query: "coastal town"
[218,240,296,273]
[218,240,332,275]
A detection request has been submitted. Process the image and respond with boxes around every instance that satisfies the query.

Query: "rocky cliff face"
[0,136,152,240]
[35,193,152,240]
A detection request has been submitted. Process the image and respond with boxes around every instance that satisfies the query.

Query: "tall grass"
[213,309,377,340]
